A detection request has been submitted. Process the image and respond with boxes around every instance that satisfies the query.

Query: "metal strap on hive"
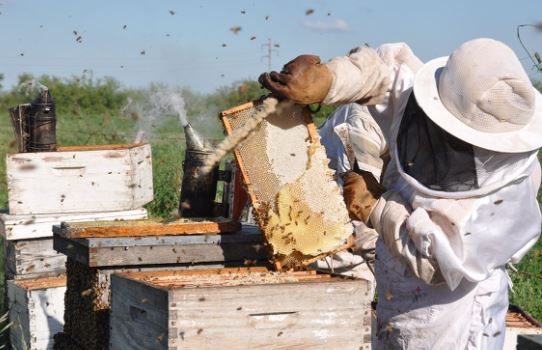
[220,100,353,268]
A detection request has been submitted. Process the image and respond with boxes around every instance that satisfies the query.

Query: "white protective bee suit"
[320,40,542,349]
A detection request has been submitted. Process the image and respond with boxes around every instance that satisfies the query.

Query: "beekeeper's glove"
[406,207,437,258]
[369,191,442,284]
[258,55,332,105]
[342,170,384,223]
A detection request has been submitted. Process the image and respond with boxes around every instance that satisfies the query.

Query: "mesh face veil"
[397,92,537,196]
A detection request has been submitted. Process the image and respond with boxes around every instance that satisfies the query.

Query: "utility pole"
[261,38,279,72]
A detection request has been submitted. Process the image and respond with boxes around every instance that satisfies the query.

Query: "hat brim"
[413,56,542,153]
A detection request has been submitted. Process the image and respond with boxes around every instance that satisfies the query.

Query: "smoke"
[151,91,188,127]
[122,87,224,145]
[17,79,49,97]
[133,130,146,144]
[122,88,189,143]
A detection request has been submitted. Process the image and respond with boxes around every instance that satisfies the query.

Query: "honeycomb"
[221,100,353,267]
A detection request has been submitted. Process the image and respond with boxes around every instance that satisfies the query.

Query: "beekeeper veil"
[396,93,539,199]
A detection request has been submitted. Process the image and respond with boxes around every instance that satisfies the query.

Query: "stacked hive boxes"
[2,144,153,350]
[51,220,267,349]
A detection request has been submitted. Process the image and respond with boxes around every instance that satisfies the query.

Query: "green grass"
[509,187,542,319]
[510,238,542,319]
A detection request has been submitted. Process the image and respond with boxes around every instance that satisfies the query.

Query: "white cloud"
[302,19,350,33]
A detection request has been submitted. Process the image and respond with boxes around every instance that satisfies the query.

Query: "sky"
[0,0,540,93]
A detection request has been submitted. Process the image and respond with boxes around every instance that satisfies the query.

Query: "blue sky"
[0,0,540,93]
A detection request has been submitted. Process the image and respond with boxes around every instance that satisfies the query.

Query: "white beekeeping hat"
[413,38,542,153]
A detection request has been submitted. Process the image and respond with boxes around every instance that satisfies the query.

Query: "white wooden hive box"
[7,275,66,350]
[0,208,148,240]
[6,144,153,215]
[110,268,372,350]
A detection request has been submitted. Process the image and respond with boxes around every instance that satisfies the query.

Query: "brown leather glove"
[342,170,384,223]
[258,55,332,105]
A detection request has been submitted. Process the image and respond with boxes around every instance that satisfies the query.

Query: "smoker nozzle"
[183,123,207,151]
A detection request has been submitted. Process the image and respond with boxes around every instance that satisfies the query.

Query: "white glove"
[406,207,439,258]
[312,251,374,281]
[369,191,441,284]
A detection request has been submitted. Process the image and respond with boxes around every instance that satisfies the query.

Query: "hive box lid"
[8,274,66,290]
[113,267,347,290]
[1,208,148,240]
[6,143,153,215]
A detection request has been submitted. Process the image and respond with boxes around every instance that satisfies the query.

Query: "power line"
[261,38,279,72]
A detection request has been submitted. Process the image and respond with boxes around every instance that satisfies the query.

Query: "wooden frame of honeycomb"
[220,100,353,269]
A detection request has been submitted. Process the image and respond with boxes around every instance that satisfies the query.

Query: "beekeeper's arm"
[403,167,542,290]
[258,43,422,106]
[367,190,442,284]
[370,160,542,290]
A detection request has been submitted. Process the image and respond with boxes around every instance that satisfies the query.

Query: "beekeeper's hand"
[258,55,332,105]
[342,170,384,223]
[406,207,437,258]
[369,191,441,284]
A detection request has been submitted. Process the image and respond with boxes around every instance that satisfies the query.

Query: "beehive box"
[58,260,259,350]
[2,208,148,280]
[6,238,64,280]
[6,143,153,215]
[7,275,66,350]
[54,224,268,350]
[55,217,241,239]
[0,208,148,240]
[110,267,371,350]
[53,224,265,267]
[221,101,353,268]
[504,305,542,350]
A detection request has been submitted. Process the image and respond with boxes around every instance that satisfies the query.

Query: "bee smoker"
[179,123,225,218]
[9,88,56,152]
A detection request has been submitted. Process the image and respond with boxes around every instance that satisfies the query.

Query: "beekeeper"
[259,38,542,349]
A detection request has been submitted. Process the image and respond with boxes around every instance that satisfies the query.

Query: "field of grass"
[0,107,541,324]
[509,188,542,319]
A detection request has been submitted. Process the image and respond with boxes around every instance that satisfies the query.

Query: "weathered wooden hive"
[2,143,153,350]
[220,101,353,268]
[7,276,66,350]
[52,222,267,349]
[1,209,147,280]
[503,304,542,349]
[6,144,153,215]
[110,267,372,350]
